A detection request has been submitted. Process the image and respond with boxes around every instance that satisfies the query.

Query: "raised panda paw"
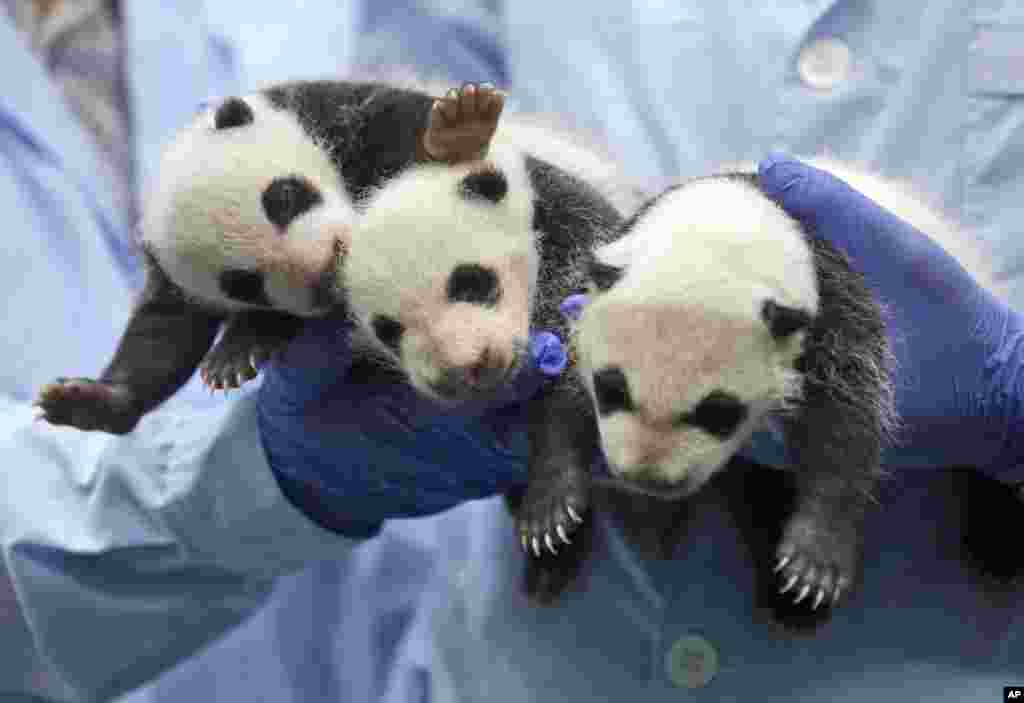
[35,377,140,434]
[423,82,505,164]
[773,515,859,614]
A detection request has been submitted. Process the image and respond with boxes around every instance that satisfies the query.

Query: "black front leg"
[768,235,892,626]
[773,394,881,619]
[512,379,600,604]
[36,264,224,434]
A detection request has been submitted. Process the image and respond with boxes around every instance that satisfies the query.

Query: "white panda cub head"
[140,93,354,316]
[343,152,537,403]
[573,175,820,499]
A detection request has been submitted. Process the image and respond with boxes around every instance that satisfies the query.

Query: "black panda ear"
[459,168,508,204]
[761,299,812,339]
[214,97,254,130]
[588,260,624,291]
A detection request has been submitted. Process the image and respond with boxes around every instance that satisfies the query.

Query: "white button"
[797,37,852,90]
[665,634,719,689]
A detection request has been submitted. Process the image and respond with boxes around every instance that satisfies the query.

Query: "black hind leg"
[200,311,306,391]
[35,263,223,434]
[513,385,599,603]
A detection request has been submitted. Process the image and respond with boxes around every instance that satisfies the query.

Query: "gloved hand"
[752,153,1024,481]
[256,311,568,537]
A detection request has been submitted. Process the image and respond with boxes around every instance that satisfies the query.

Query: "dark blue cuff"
[270,468,384,540]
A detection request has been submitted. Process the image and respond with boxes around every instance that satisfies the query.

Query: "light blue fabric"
[3,1,1024,701]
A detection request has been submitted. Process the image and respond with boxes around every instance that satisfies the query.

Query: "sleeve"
[0,392,354,703]
[353,0,509,87]
[0,17,357,699]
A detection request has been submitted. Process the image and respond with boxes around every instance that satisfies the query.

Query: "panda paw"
[522,515,593,605]
[34,377,139,434]
[200,344,275,391]
[423,82,505,163]
[515,467,589,559]
[774,516,859,612]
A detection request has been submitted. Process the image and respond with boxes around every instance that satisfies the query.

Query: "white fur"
[342,145,538,398]
[140,93,355,315]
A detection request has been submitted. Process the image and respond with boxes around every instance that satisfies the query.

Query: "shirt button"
[797,37,852,90]
[665,634,719,689]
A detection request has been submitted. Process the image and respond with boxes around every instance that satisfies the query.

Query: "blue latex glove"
[756,154,1024,481]
[256,311,568,537]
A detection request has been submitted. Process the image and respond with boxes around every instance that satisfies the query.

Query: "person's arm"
[757,154,1024,480]
[1,391,351,701]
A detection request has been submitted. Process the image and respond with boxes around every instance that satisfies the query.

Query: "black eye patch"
[674,390,748,439]
[446,263,500,306]
[372,315,404,355]
[459,168,508,204]
[593,366,634,416]
[262,175,323,230]
[214,97,254,129]
[588,260,624,292]
[218,269,272,307]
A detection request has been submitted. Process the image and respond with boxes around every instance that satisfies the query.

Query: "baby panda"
[35,80,506,434]
[340,141,626,603]
[568,160,915,626]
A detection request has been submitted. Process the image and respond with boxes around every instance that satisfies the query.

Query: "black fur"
[447,263,500,306]
[676,390,748,439]
[506,156,626,602]
[371,315,404,356]
[762,299,813,339]
[593,366,634,416]
[262,175,323,229]
[264,80,436,202]
[214,97,254,130]
[459,168,508,203]
[218,269,272,307]
[587,260,624,292]
[37,259,223,433]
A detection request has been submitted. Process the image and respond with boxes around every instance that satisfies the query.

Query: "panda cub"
[341,138,626,602]
[35,80,506,434]
[570,160,908,618]
[571,159,1004,621]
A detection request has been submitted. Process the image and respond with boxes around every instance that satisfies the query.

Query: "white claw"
[545,534,557,555]
[532,537,541,558]
[812,589,826,611]
[567,506,582,524]
[774,554,791,573]
[250,353,259,371]
[832,582,845,605]
[557,524,571,545]
[32,409,46,422]
[236,372,247,388]
[780,573,799,594]
[794,583,811,604]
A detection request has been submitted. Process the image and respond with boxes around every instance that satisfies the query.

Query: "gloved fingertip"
[757,152,808,201]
